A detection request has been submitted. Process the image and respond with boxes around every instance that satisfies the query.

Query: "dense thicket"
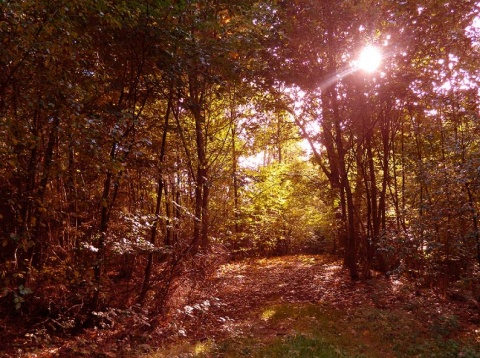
[1,0,480,332]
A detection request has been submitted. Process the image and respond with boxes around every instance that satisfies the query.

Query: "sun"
[357,45,382,73]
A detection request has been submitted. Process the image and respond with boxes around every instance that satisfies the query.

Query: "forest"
[1,0,480,356]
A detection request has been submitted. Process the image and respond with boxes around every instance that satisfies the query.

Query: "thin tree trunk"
[164,183,172,245]
[330,89,359,280]
[31,115,60,269]
[139,91,172,304]
[92,142,116,310]
[465,183,480,265]
[190,79,210,253]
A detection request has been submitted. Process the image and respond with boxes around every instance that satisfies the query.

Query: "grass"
[146,303,480,358]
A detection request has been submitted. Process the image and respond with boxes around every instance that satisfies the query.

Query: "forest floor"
[6,254,480,357]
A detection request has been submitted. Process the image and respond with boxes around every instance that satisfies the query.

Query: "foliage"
[235,157,330,256]
[144,255,480,358]
[1,0,480,353]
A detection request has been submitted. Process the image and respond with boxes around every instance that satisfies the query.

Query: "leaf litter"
[9,254,480,357]
[153,254,480,356]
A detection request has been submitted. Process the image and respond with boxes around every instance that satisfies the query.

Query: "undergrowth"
[148,303,480,357]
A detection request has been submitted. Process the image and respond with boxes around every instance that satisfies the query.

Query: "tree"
[265,0,480,281]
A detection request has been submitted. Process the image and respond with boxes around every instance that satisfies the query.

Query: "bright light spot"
[261,308,276,321]
[239,151,265,169]
[357,46,382,73]
[466,15,480,46]
[299,139,312,156]
[178,328,187,336]
[194,341,213,354]
[440,81,452,91]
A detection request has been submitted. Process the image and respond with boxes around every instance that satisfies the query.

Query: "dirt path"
[162,254,479,344]
[12,254,480,357]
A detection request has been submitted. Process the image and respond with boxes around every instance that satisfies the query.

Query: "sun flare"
[357,45,382,73]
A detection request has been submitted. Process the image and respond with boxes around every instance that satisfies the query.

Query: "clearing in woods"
[14,255,480,357]
[146,255,480,357]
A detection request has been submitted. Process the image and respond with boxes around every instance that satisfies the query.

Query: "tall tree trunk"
[330,90,359,280]
[232,122,240,234]
[92,142,116,310]
[193,152,209,252]
[30,115,60,269]
[190,82,210,253]
[164,183,172,245]
[465,183,480,265]
[229,82,240,235]
[139,91,172,304]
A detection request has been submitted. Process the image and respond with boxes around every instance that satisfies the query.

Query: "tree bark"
[139,92,172,304]
[329,88,359,280]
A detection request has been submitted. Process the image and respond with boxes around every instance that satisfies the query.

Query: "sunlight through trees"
[1,0,480,352]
